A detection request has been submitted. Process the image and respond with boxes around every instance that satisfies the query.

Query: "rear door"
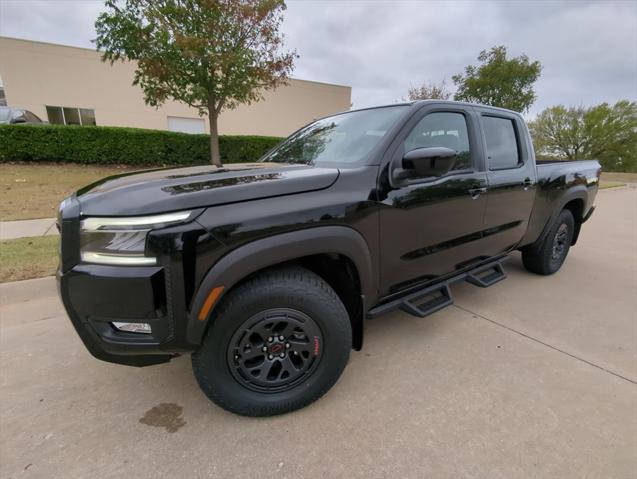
[378,105,489,294]
[478,111,537,256]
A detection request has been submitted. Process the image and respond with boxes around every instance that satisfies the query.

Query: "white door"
[167,116,205,134]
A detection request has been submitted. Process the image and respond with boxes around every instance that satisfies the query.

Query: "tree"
[406,79,452,101]
[529,100,637,172]
[95,0,296,166]
[452,46,541,113]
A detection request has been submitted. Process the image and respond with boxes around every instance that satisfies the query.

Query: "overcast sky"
[1,0,635,117]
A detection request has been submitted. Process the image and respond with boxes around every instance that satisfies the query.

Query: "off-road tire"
[192,265,351,417]
[522,209,575,275]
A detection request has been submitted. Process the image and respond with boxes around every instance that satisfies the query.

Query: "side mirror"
[11,117,27,124]
[394,147,457,181]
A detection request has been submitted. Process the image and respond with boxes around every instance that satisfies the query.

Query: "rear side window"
[403,112,472,172]
[482,116,520,170]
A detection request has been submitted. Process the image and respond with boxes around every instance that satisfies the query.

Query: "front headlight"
[80,211,192,266]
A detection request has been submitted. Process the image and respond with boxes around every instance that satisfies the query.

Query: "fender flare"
[186,226,376,344]
[533,186,589,249]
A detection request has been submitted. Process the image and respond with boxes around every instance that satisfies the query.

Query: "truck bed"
[521,159,601,247]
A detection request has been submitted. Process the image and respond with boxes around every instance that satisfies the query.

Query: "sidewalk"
[0,217,58,241]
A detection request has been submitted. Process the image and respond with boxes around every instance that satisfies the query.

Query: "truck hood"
[76,163,339,216]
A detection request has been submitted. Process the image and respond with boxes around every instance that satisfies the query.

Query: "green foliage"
[529,100,637,172]
[0,124,282,166]
[452,46,542,113]
[406,79,452,101]
[95,0,296,165]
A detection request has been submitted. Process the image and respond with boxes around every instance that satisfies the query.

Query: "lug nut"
[278,335,284,341]
[268,354,274,360]
[285,343,290,349]
[262,346,267,352]
[267,336,273,342]
[279,353,285,358]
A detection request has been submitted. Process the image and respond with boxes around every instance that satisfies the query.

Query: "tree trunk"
[208,110,222,167]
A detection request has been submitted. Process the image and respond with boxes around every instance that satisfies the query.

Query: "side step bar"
[367,258,507,319]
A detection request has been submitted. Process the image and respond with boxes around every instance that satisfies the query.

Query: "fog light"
[112,322,152,334]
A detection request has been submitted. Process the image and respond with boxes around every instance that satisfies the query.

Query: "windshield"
[260,105,409,166]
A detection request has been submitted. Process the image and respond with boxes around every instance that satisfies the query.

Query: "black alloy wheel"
[227,308,323,393]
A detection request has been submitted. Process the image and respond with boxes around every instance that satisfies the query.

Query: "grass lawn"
[0,235,59,283]
[0,163,134,221]
[599,181,627,189]
[601,172,637,183]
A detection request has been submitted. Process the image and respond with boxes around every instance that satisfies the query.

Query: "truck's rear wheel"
[522,209,575,275]
[192,265,351,416]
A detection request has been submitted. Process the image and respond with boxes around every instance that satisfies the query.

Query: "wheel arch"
[187,226,376,349]
[529,187,588,251]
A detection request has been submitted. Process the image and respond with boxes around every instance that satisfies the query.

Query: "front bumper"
[57,266,176,367]
[57,195,224,367]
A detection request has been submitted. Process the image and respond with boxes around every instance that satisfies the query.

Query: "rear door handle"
[468,187,487,199]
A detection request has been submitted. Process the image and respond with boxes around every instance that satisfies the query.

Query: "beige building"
[0,37,351,136]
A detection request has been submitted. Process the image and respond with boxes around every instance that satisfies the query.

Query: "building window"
[79,108,96,126]
[46,106,96,126]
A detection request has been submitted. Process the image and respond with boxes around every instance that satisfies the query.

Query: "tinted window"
[46,106,96,125]
[261,106,408,166]
[403,112,471,171]
[46,106,64,124]
[483,116,520,169]
[0,107,10,122]
[63,107,81,125]
[80,108,96,126]
[23,110,42,122]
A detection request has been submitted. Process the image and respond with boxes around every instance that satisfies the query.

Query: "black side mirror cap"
[393,147,457,182]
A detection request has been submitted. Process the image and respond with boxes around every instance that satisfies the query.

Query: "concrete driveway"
[1,187,636,479]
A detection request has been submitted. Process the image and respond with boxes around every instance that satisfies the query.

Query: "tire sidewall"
[193,270,351,415]
[545,210,575,273]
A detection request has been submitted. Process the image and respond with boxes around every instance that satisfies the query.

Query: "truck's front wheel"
[192,266,352,416]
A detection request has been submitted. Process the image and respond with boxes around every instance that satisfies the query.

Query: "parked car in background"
[57,100,600,417]
[0,106,44,124]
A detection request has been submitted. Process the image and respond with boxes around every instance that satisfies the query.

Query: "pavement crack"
[42,222,57,236]
[453,303,637,386]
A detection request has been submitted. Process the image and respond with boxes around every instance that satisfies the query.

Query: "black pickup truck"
[57,101,600,416]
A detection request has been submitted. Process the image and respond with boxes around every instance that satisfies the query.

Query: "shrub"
[0,124,282,166]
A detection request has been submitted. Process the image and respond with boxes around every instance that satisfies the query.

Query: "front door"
[379,107,489,295]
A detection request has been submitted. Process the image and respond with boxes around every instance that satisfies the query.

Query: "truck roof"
[334,100,524,120]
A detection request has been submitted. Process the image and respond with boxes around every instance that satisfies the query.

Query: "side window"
[403,112,471,172]
[482,116,520,169]
[23,111,42,122]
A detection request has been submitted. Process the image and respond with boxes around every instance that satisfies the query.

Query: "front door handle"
[468,187,487,199]
[522,177,533,190]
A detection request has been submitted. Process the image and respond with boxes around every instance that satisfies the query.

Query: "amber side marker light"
[198,286,225,321]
